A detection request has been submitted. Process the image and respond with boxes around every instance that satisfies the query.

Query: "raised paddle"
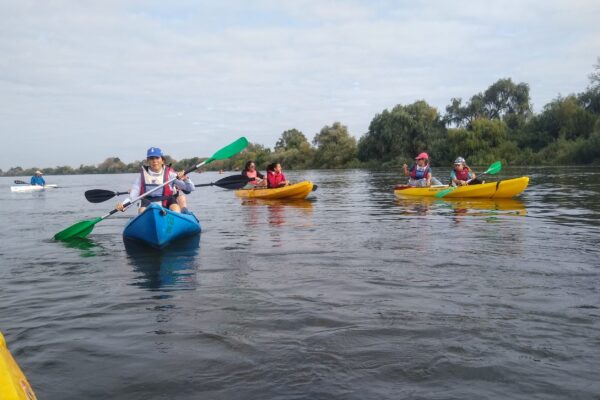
[434,161,502,198]
[84,175,251,203]
[54,137,249,241]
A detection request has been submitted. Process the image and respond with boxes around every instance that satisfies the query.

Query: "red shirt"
[267,171,286,188]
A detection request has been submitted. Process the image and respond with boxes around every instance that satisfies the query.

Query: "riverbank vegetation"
[3,60,599,176]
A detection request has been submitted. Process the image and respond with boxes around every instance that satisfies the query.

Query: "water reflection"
[57,237,103,257]
[241,199,314,227]
[125,235,200,291]
[395,197,527,217]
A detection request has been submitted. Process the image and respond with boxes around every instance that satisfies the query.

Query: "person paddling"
[30,170,45,186]
[266,162,289,188]
[116,147,194,214]
[241,160,266,187]
[402,153,441,187]
[450,157,483,186]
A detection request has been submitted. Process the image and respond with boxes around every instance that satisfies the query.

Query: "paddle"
[54,137,249,241]
[84,175,251,203]
[14,180,29,184]
[434,161,502,198]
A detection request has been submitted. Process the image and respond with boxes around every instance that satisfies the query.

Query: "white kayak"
[10,184,58,193]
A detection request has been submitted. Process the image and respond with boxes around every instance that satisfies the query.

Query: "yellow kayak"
[235,181,314,200]
[0,332,37,400]
[394,177,529,198]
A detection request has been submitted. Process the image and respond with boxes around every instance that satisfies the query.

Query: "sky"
[1,0,599,170]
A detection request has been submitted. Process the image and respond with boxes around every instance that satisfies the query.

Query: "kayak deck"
[235,181,314,200]
[0,332,37,400]
[10,184,57,193]
[394,177,529,198]
[123,203,201,249]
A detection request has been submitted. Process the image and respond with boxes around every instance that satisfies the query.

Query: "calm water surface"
[1,167,599,399]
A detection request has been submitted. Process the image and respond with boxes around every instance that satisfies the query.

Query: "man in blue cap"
[116,147,195,214]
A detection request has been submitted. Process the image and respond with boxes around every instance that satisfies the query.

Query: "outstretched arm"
[402,164,410,176]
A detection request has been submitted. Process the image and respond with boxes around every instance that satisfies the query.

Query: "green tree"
[446,119,511,164]
[520,95,597,151]
[97,157,127,173]
[445,78,531,129]
[578,57,600,114]
[275,129,309,151]
[358,100,446,165]
[5,166,24,176]
[272,129,315,169]
[312,122,358,168]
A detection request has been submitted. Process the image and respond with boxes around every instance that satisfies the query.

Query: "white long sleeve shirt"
[123,167,194,205]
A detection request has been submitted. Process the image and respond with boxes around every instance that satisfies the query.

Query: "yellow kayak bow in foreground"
[0,332,37,400]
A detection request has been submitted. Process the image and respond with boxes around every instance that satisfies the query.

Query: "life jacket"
[267,171,286,188]
[453,167,470,181]
[245,169,258,184]
[410,164,430,180]
[139,165,174,207]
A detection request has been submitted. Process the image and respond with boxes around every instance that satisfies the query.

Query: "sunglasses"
[147,156,161,160]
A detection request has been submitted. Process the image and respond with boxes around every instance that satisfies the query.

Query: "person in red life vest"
[241,160,266,187]
[450,157,483,186]
[116,147,195,214]
[266,162,289,188]
[402,152,441,187]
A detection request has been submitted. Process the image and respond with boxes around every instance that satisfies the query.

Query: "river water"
[1,167,598,399]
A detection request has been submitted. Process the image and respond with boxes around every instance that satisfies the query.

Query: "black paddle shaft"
[84,175,250,203]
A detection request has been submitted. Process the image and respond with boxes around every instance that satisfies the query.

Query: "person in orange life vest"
[402,152,441,187]
[266,162,289,188]
[450,157,483,186]
[116,147,194,214]
[241,160,266,187]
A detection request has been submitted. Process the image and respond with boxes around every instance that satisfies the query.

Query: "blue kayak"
[123,203,201,248]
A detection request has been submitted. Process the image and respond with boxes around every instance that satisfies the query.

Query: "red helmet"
[415,152,429,160]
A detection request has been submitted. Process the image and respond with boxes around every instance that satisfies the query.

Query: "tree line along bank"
[3,60,599,177]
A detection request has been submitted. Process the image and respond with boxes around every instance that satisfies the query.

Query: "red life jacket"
[139,166,174,207]
[454,167,470,181]
[410,164,430,180]
[267,171,286,188]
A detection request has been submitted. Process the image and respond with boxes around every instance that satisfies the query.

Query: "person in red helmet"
[402,152,441,187]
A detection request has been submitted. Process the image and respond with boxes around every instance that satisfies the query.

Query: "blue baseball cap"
[146,147,163,158]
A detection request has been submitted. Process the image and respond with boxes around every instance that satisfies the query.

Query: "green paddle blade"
[484,161,502,175]
[54,217,102,241]
[435,161,502,198]
[434,186,456,198]
[205,137,248,164]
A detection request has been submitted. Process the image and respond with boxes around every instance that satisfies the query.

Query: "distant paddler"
[30,170,45,186]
